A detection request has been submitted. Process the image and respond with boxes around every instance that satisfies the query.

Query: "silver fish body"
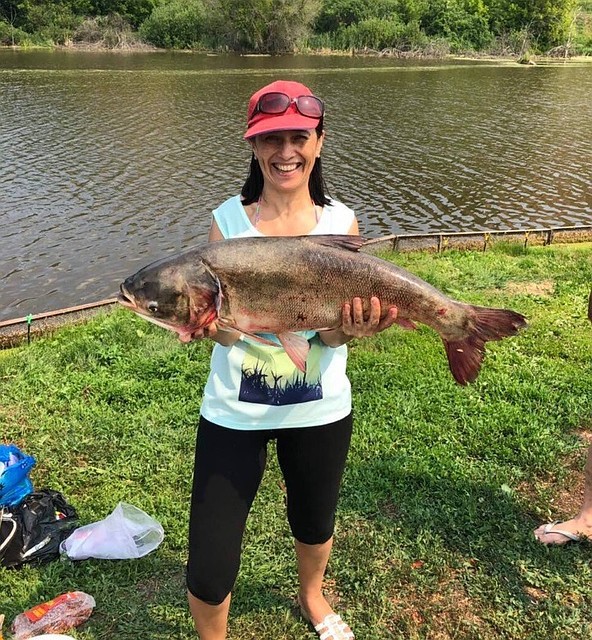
[119,235,527,384]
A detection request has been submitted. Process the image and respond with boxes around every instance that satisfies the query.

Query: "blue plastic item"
[0,444,36,508]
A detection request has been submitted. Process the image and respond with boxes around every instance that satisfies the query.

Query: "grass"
[1,242,591,639]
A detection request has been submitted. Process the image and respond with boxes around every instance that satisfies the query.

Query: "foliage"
[326,16,429,51]
[1,243,591,638]
[139,0,205,48]
[0,0,590,59]
[572,0,592,52]
[12,0,83,43]
[201,0,320,52]
[73,14,139,46]
[0,18,29,43]
[484,0,579,49]
[89,0,157,27]
[315,0,492,51]
[314,0,372,31]
[421,0,492,50]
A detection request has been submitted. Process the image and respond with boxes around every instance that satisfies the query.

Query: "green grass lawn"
[1,242,591,640]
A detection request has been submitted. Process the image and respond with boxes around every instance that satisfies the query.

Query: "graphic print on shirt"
[239,337,323,405]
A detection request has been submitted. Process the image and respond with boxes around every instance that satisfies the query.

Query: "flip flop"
[534,520,583,545]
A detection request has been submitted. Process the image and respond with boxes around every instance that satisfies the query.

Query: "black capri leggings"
[186,413,353,605]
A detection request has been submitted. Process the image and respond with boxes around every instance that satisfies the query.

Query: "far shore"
[2,41,591,64]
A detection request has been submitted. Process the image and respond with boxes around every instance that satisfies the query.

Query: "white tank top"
[200,195,355,430]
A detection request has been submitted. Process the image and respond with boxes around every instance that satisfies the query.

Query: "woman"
[186,79,398,640]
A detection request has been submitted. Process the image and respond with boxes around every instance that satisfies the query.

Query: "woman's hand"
[319,297,398,347]
[342,296,398,338]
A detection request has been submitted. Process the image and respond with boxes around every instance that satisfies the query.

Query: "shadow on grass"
[341,454,592,606]
[3,537,302,639]
[2,551,192,639]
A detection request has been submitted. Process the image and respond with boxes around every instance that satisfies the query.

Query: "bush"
[421,0,491,50]
[339,16,406,49]
[574,33,592,54]
[15,0,83,43]
[203,0,320,53]
[139,0,205,48]
[314,0,371,32]
[324,16,430,50]
[73,14,139,47]
[0,19,29,44]
[90,0,157,28]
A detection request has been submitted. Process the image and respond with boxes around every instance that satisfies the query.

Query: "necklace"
[253,196,320,229]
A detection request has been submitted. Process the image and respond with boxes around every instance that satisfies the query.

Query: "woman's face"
[250,129,324,194]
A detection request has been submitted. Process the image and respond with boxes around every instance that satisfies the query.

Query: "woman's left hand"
[341,296,398,338]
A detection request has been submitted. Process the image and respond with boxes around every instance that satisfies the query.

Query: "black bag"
[0,489,78,568]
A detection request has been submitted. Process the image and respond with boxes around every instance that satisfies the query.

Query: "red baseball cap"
[244,80,323,140]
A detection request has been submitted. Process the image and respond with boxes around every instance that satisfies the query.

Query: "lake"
[1,50,591,321]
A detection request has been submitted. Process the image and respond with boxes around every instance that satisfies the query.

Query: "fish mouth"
[117,283,135,309]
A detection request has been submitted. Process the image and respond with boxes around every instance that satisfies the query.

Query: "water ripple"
[1,56,591,320]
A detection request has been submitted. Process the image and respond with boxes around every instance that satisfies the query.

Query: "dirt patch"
[518,428,592,516]
[388,573,491,639]
[524,586,548,603]
[504,280,555,297]
[380,498,400,519]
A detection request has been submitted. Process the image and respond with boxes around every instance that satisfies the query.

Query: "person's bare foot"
[534,517,592,545]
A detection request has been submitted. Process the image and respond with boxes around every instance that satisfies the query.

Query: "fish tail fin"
[444,306,527,385]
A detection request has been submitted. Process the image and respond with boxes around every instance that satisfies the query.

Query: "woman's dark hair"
[240,121,331,206]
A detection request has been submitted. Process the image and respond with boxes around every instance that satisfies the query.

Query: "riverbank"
[1,242,591,639]
[3,40,591,66]
[4,41,592,61]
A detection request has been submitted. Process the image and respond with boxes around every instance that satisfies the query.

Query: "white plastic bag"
[59,503,164,560]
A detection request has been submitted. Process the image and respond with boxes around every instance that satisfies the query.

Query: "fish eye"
[147,301,159,313]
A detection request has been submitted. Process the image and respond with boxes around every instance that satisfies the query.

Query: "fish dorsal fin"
[303,235,367,252]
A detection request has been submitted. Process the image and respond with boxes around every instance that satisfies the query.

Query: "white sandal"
[312,612,355,640]
[299,599,355,640]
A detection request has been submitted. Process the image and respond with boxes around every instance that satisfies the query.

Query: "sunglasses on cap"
[249,92,325,122]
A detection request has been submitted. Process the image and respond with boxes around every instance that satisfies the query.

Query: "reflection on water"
[0,51,591,320]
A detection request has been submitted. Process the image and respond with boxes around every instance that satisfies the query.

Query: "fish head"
[118,255,220,342]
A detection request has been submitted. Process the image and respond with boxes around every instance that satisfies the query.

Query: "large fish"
[118,235,527,385]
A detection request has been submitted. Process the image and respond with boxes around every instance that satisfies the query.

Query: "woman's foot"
[534,517,592,545]
[298,593,354,639]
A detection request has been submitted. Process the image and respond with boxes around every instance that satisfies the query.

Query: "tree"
[205,0,320,52]
[91,0,157,27]
[484,0,578,48]
[421,0,491,48]
[139,0,205,48]
[314,0,370,32]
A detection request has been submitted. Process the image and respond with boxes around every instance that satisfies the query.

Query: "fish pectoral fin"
[277,332,310,372]
[217,318,278,346]
[242,332,279,347]
[395,318,417,330]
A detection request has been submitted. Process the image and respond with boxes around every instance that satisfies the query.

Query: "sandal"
[299,599,355,640]
[534,520,583,545]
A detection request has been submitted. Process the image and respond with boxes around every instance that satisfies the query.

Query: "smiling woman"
[232,80,333,238]
[177,78,399,640]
